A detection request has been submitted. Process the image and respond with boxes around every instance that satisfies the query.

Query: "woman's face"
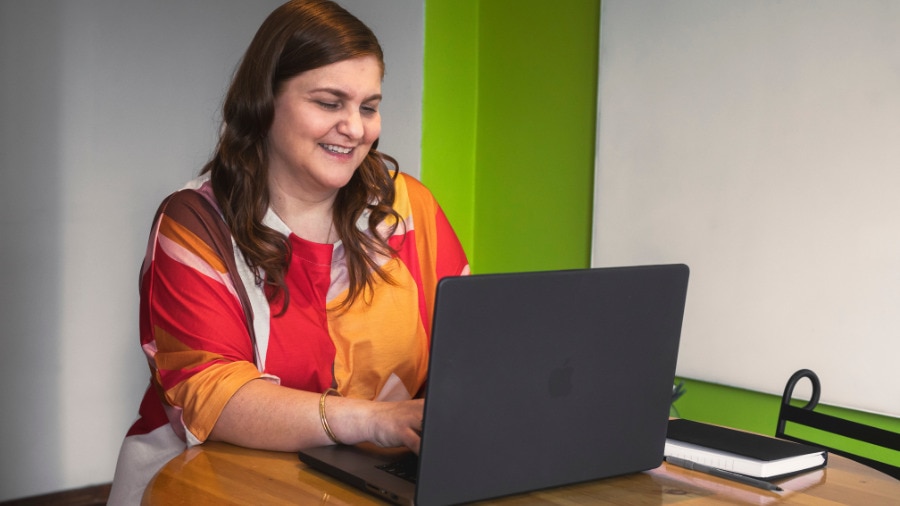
[267,55,383,199]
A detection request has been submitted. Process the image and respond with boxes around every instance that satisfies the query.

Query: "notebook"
[298,264,690,505]
[665,418,827,479]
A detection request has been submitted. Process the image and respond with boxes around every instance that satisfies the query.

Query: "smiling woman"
[107,1,468,504]
[266,55,384,240]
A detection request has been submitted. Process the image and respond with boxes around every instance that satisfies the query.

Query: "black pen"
[666,456,783,492]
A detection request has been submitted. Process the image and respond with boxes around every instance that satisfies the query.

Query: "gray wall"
[0,1,423,500]
[593,0,900,417]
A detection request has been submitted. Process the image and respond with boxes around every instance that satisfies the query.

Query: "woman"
[109,1,469,503]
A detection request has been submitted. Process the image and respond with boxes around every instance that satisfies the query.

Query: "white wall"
[0,1,423,500]
[341,0,425,174]
[593,0,900,417]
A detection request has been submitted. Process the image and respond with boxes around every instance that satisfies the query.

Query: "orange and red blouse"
[127,172,469,445]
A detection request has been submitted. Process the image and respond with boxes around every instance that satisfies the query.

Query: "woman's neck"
[268,181,338,244]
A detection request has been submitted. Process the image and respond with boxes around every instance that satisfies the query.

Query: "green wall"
[421,0,899,471]
[422,0,598,273]
[421,0,478,255]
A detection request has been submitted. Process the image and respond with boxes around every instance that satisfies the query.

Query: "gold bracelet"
[319,388,343,445]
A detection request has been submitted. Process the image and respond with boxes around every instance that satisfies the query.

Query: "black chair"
[776,369,900,480]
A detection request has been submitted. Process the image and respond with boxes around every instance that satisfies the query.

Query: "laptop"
[298,264,689,505]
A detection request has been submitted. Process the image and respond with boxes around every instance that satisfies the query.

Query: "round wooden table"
[143,441,900,505]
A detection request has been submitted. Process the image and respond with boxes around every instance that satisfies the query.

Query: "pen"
[665,456,783,492]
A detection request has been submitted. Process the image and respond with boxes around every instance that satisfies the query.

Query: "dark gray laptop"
[298,264,689,505]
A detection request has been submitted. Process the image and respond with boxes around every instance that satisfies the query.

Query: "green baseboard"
[673,377,900,468]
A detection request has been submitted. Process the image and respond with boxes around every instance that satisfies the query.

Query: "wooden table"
[144,441,900,505]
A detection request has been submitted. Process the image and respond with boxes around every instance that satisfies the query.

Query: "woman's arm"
[208,378,424,453]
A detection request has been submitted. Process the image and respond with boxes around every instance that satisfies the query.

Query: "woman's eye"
[317,101,339,110]
[361,105,378,115]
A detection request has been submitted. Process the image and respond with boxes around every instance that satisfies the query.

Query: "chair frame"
[776,369,900,480]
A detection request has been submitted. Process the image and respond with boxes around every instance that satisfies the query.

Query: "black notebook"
[665,419,827,479]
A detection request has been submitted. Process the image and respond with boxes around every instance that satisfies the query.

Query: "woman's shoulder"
[156,175,221,217]
[393,171,437,203]
[150,176,229,243]
[146,177,236,262]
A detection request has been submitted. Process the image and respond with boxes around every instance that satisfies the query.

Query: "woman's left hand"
[362,398,425,454]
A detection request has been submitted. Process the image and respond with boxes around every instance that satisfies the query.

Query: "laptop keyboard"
[376,454,419,483]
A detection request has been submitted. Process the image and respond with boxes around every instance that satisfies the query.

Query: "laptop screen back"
[415,264,689,505]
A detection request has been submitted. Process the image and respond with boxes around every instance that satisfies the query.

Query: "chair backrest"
[776,369,900,480]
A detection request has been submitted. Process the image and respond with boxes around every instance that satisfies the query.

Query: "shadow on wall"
[0,1,66,499]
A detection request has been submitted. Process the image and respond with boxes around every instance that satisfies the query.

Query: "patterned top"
[126,172,469,444]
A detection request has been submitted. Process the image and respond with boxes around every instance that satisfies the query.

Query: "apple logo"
[548,358,574,398]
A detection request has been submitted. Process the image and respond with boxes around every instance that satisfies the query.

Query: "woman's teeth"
[322,144,352,154]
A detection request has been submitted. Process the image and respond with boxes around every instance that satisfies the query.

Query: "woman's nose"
[337,109,364,140]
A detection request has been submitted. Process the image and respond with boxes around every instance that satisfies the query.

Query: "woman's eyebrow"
[309,87,382,102]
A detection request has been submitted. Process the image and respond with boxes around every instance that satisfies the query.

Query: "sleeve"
[396,173,470,329]
[139,190,263,443]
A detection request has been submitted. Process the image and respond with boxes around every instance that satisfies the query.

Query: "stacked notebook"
[665,419,827,479]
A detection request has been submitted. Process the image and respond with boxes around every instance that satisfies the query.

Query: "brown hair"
[201,0,401,313]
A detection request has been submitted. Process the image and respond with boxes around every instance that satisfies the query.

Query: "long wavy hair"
[201,0,401,313]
